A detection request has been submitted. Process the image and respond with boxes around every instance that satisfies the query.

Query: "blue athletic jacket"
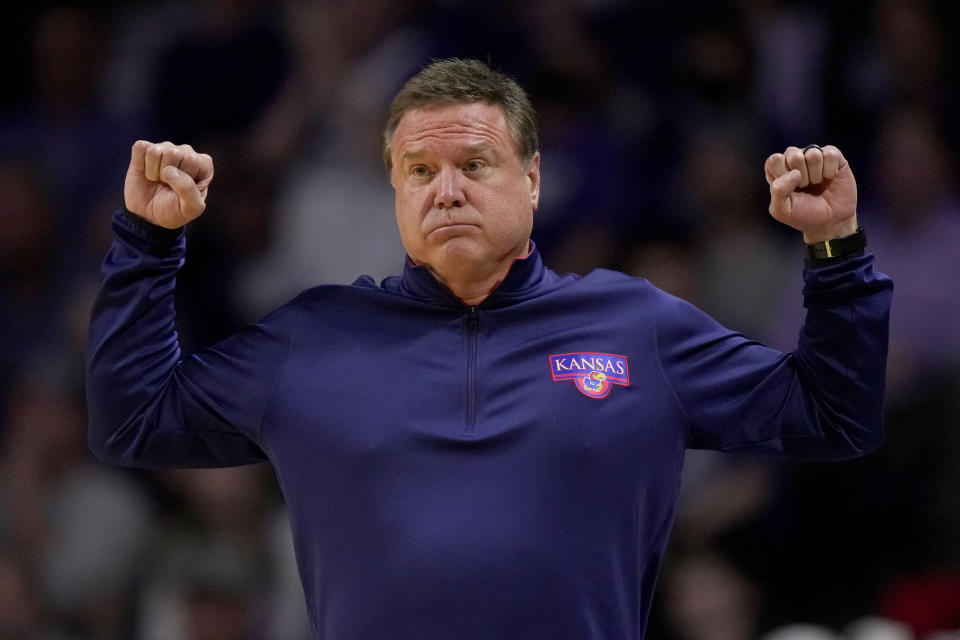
[87,208,893,639]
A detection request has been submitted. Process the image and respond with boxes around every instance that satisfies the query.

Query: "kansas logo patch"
[549,352,630,399]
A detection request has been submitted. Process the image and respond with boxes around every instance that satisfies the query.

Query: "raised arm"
[86,141,292,468]
[657,145,892,459]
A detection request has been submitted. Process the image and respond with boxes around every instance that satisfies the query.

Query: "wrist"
[802,217,858,244]
[804,226,867,264]
[117,206,184,244]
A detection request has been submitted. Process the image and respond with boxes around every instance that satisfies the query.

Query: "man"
[87,59,892,639]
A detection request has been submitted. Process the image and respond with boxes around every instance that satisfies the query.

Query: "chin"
[433,236,484,259]
[422,237,488,270]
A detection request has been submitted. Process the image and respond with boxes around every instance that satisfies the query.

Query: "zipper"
[466,305,479,434]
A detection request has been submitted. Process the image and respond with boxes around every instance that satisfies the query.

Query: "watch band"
[804,227,867,262]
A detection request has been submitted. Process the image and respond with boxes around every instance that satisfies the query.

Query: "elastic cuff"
[118,205,184,243]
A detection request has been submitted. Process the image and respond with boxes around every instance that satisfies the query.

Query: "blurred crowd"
[1,0,959,638]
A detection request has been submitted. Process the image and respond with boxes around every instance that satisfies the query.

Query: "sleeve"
[85,209,298,468]
[655,252,893,459]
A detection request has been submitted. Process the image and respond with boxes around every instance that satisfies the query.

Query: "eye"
[410,165,431,178]
[464,159,485,173]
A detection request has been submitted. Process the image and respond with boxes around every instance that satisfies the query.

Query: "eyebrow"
[463,143,495,155]
[401,143,497,162]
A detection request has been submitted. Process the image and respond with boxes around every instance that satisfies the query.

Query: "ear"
[525,152,541,211]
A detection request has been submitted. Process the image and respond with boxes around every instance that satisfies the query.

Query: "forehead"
[391,102,513,158]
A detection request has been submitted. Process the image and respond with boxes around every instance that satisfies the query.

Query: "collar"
[392,241,553,309]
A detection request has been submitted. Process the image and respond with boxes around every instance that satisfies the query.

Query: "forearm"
[789,251,893,457]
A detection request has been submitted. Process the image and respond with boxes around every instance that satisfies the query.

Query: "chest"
[262,301,686,492]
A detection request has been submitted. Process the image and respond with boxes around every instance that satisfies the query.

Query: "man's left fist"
[765,145,858,243]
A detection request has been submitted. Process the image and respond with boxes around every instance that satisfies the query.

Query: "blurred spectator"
[263,507,313,640]
[846,617,913,640]
[0,377,156,637]
[760,615,946,640]
[861,105,960,393]
[762,624,839,640]
[663,5,756,147]
[0,6,134,278]
[826,0,960,182]
[150,0,289,144]
[671,453,774,550]
[660,550,763,640]
[0,548,40,639]
[513,0,637,274]
[879,570,960,638]
[672,126,793,344]
[0,163,69,427]
[144,1,292,345]
[741,0,830,150]
[236,1,428,315]
[619,232,700,305]
[136,465,306,639]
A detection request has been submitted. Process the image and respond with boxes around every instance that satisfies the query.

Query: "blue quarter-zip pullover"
[87,208,892,639]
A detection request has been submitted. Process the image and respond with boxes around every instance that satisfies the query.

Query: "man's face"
[389,102,540,279]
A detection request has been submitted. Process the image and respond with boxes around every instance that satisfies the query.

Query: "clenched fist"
[764,145,858,243]
[124,140,214,229]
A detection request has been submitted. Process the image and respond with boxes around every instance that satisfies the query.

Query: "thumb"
[768,168,801,223]
[162,166,206,218]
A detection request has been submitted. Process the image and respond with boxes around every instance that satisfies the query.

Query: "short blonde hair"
[381,58,539,171]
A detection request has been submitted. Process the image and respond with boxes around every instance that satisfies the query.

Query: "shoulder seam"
[255,296,305,444]
[651,292,694,443]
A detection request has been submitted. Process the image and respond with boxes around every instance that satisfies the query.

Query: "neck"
[427,267,500,306]
[425,241,531,306]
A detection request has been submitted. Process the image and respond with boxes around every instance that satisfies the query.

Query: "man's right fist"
[124,140,214,229]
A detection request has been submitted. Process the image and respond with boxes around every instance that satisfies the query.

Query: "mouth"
[428,222,479,237]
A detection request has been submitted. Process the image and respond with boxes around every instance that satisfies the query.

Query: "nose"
[434,166,464,209]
